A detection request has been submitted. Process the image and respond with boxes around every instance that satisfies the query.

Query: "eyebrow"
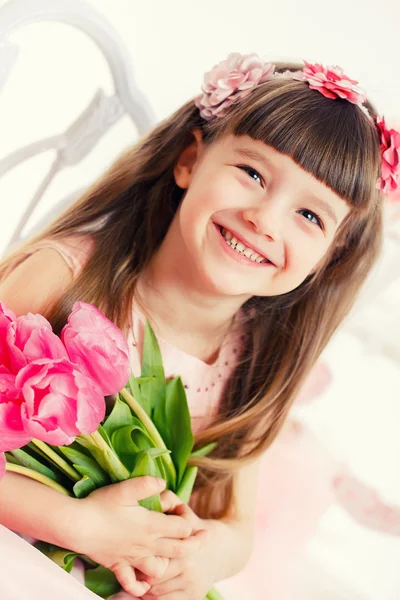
[233,147,339,225]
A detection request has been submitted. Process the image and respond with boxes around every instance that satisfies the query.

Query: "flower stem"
[78,431,130,482]
[6,463,71,496]
[31,439,80,482]
[119,387,177,481]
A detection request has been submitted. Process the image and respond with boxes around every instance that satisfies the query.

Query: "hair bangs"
[212,79,381,211]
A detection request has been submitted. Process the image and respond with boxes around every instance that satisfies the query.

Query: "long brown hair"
[0,63,383,519]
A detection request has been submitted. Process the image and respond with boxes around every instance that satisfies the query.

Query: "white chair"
[0,0,157,249]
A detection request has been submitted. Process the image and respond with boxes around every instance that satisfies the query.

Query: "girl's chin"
[201,270,256,298]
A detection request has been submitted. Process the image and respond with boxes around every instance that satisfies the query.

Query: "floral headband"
[194,53,400,195]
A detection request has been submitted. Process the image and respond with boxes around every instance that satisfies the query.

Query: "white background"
[0,0,399,598]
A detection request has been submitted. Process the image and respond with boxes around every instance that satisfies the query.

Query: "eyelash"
[237,164,324,230]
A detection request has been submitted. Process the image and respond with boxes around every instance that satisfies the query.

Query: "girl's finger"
[143,557,183,586]
[172,503,197,520]
[134,555,169,580]
[148,511,193,540]
[159,489,183,513]
[145,573,184,596]
[151,528,208,559]
[113,564,151,597]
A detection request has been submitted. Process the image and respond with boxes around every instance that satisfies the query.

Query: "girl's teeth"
[220,226,267,263]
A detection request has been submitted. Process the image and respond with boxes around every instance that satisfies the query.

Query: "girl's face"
[172,131,351,300]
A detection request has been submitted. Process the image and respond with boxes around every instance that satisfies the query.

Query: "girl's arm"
[0,471,204,596]
[0,250,204,595]
[205,457,261,581]
[0,471,80,548]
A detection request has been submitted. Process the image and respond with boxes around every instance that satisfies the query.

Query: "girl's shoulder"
[17,233,95,280]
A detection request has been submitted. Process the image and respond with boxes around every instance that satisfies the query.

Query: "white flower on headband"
[194,52,275,121]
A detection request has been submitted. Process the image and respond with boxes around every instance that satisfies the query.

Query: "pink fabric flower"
[293,61,366,104]
[62,301,130,396]
[6,313,68,374]
[375,116,400,195]
[194,52,275,120]
[0,365,31,452]
[16,358,105,446]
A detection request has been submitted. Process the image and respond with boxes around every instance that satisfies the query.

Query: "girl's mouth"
[214,223,274,267]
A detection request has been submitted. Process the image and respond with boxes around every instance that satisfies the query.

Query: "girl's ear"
[173,128,204,189]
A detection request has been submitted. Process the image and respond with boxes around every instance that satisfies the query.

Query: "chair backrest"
[0,0,157,250]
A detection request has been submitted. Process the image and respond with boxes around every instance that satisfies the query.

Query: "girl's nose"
[242,202,284,242]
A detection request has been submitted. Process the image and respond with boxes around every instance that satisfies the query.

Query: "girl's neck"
[134,264,242,364]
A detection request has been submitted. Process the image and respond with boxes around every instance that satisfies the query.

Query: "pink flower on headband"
[297,61,367,105]
[194,52,275,120]
[375,116,400,195]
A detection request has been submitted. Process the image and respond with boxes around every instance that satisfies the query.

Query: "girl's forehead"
[214,134,286,159]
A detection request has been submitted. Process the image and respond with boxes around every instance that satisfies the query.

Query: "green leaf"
[74,436,128,483]
[205,586,226,600]
[111,422,153,471]
[165,376,194,487]
[97,425,113,447]
[73,474,97,498]
[85,565,121,599]
[57,446,110,487]
[102,397,134,438]
[26,442,76,480]
[34,542,80,573]
[131,448,170,511]
[4,453,20,465]
[127,372,144,405]
[176,466,198,504]
[136,376,157,385]
[190,442,217,458]
[7,449,63,483]
[140,321,167,425]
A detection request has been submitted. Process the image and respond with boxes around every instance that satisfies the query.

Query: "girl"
[0,53,398,600]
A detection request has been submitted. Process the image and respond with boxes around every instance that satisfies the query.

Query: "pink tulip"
[0,303,16,371]
[0,365,31,452]
[6,313,68,373]
[62,302,130,396]
[16,358,106,446]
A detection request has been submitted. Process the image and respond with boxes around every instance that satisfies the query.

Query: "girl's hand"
[141,491,214,600]
[75,477,204,597]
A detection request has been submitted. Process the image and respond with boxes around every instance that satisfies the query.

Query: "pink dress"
[1,235,399,600]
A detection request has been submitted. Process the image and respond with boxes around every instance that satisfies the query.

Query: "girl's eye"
[298,209,324,230]
[237,165,264,187]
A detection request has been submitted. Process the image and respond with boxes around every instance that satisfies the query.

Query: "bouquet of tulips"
[0,301,222,599]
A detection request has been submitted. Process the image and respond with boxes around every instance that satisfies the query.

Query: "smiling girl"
[0,54,398,600]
